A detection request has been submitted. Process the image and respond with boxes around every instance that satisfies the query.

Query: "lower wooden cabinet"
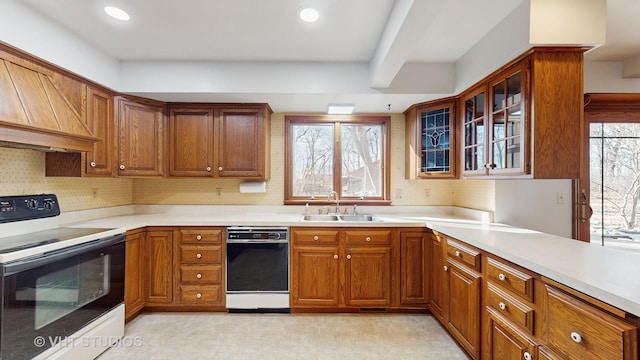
[484,307,537,360]
[446,258,482,359]
[430,234,447,322]
[124,229,145,321]
[400,231,430,305]
[291,227,393,309]
[145,230,174,305]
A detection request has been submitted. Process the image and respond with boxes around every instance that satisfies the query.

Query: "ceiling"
[12,0,640,112]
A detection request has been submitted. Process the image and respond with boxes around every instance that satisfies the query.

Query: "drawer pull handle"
[455,250,461,257]
[119,164,126,170]
[206,166,211,172]
[333,254,338,260]
[218,166,223,171]
[570,332,582,343]
[196,253,202,259]
[90,161,96,168]
[347,254,352,260]
[498,273,507,281]
[366,236,371,242]
[499,302,507,310]
[313,235,319,241]
[196,293,202,299]
[196,234,202,240]
[523,352,532,360]
[196,273,202,279]
[443,266,448,271]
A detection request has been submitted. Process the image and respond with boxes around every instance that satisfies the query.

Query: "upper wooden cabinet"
[405,98,457,179]
[117,96,165,177]
[168,103,271,179]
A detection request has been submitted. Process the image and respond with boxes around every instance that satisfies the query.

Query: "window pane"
[421,107,451,173]
[291,124,334,197]
[341,124,383,197]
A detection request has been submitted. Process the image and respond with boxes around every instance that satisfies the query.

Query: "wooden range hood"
[0,51,97,152]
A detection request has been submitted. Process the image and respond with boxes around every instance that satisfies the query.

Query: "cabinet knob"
[90,161,96,168]
[499,302,507,310]
[313,235,319,241]
[498,273,507,281]
[455,250,461,257]
[196,235,202,240]
[196,273,202,279]
[119,164,125,170]
[196,293,202,299]
[206,166,211,172]
[218,166,223,171]
[333,254,338,260]
[196,253,202,259]
[523,352,532,360]
[346,254,352,260]
[443,266,448,271]
[365,236,371,242]
[570,332,582,343]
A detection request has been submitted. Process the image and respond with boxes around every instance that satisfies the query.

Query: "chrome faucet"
[327,190,340,214]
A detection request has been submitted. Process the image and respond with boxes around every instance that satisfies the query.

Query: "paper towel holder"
[239,181,268,193]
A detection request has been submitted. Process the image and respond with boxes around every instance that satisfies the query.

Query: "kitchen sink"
[299,214,381,222]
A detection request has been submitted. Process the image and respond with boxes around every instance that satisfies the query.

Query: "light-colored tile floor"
[98,312,469,360]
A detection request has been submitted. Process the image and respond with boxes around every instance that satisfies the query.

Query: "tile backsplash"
[0,113,495,212]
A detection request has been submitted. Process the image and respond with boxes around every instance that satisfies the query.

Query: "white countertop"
[51,204,640,317]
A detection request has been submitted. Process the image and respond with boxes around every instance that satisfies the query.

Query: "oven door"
[226,240,289,293]
[0,234,125,360]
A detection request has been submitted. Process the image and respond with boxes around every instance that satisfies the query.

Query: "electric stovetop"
[0,227,114,254]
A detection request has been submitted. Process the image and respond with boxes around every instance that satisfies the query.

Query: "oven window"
[32,254,111,329]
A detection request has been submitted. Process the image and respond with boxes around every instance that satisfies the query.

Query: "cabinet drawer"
[344,229,391,245]
[487,282,534,334]
[179,228,222,244]
[446,238,481,271]
[487,256,534,302]
[292,229,339,245]
[178,285,223,305]
[546,286,638,360]
[179,245,222,263]
[179,264,222,284]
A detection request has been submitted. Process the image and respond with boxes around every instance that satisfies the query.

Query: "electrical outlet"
[556,192,565,204]
[91,188,98,198]
[425,188,431,198]
[216,188,222,196]
[395,189,402,199]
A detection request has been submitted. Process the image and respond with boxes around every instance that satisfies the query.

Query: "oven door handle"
[227,239,289,244]
[2,234,125,276]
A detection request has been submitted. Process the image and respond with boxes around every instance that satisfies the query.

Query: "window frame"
[284,115,391,205]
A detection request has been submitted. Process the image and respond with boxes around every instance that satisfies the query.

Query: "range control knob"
[43,199,56,211]
[25,199,38,209]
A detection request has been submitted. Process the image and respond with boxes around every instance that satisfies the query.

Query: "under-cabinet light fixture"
[328,104,355,115]
[104,6,130,21]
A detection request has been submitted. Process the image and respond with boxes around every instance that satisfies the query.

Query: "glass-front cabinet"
[405,99,456,179]
[461,63,528,177]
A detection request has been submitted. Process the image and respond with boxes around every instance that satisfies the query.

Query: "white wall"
[494,179,573,237]
[585,61,640,93]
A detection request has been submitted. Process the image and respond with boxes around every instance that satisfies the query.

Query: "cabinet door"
[461,87,487,176]
[215,107,266,178]
[400,232,429,305]
[291,246,340,307]
[446,259,481,359]
[169,107,214,177]
[431,235,447,323]
[124,231,145,321]
[85,86,114,176]
[146,230,173,305]
[484,308,537,360]
[117,98,164,177]
[344,246,391,307]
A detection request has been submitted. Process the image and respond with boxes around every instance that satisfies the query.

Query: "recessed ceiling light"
[328,104,355,115]
[104,6,130,21]
[299,7,319,22]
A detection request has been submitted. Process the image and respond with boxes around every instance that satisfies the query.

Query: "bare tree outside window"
[291,124,334,197]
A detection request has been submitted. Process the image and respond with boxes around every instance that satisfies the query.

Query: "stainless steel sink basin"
[299,214,380,222]
[339,214,379,222]
[300,214,340,221]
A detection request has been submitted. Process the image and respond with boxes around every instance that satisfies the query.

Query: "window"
[285,115,390,205]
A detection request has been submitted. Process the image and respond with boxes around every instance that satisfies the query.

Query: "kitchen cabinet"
[441,237,482,359]
[175,228,225,308]
[404,98,457,179]
[291,227,392,309]
[45,85,116,177]
[430,233,447,322]
[485,308,537,360]
[400,231,431,305]
[117,97,165,177]
[168,103,272,179]
[124,229,145,322]
[145,229,174,305]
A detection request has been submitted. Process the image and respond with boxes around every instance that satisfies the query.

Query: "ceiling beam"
[368,0,446,89]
